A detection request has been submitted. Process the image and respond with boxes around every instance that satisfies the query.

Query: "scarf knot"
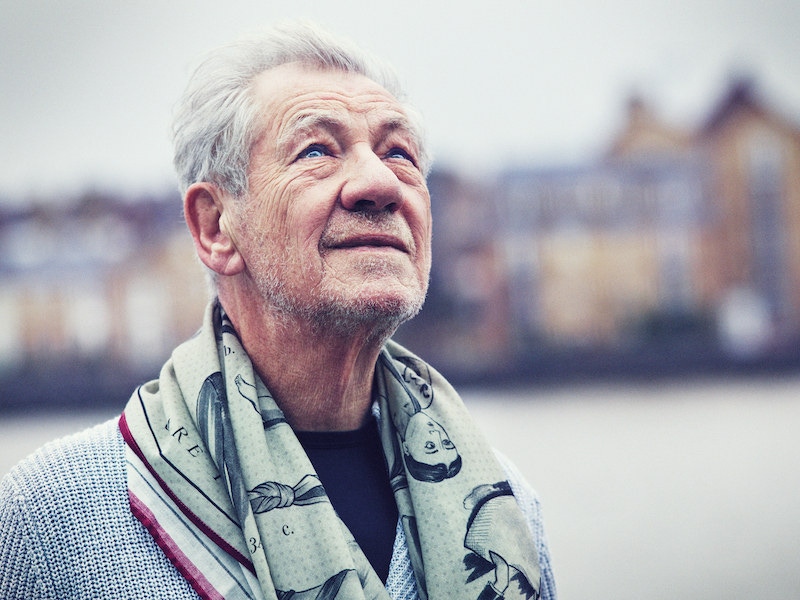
[249,475,327,514]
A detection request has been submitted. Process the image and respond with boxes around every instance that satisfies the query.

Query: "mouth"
[323,233,409,253]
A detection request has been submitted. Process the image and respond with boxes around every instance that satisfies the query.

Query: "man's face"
[231,63,431,332]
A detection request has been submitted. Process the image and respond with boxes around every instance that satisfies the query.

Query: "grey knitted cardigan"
[0,418,556,599]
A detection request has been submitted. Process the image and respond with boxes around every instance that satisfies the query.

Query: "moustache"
[319,211,416,254]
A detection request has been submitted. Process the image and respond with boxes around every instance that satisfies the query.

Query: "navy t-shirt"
[296,420,399,582]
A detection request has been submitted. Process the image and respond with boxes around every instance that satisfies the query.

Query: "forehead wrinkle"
[277,109,419,151]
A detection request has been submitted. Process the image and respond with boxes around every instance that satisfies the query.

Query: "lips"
[319,210,417,256]
[326,233,409,252]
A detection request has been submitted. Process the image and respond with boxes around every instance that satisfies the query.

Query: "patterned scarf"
[121,302,541,600]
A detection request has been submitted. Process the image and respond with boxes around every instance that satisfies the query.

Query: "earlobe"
[184,183,245,276]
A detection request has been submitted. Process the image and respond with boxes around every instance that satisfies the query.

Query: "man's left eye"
[386,147,415,163]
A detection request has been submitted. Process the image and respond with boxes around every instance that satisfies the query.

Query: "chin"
[310,289,426,338]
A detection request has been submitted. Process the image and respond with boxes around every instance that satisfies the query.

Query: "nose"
[339,144,404,212]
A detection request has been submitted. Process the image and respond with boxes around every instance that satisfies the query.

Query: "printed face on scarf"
[403,410,459,469]
[231,63,432,328]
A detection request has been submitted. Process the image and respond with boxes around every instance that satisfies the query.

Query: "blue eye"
[297,144,329,159]
[386,147,414,163]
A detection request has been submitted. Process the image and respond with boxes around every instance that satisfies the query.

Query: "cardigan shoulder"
[0,418,198,600]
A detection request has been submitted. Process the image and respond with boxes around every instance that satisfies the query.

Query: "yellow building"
[696,80,800,349]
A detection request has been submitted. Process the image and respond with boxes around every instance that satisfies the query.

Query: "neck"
[219,293,395,432]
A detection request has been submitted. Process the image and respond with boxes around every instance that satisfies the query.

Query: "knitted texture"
[0,419,198,600]
[385,522,419,599]
[500,450,558,600]
[1,419,557,599]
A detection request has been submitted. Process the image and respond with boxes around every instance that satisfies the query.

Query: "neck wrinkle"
[219,291,392,432]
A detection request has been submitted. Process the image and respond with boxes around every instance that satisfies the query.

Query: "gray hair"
[172,21,430,198]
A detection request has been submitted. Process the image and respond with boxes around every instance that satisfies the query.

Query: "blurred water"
[2,378,799,600]
[464,378,800,600]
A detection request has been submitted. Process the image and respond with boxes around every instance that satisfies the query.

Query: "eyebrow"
[276,113,344,159]
[276,111,421,158]
[377,117,424,159]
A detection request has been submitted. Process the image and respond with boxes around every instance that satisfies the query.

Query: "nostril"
[353,199,376,211]
[350,198,398,213]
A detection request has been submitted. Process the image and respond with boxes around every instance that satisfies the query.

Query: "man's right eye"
[297,144,329,159]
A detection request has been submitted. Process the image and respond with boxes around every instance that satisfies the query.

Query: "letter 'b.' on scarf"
[120,302,541,599]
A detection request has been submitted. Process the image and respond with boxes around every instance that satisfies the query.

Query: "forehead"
[251,62,410,138]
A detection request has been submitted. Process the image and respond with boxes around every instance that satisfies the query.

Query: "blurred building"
[2,77,799,394]
[412,81,800,364]
[0,193,207,376]
[696,80,800,355]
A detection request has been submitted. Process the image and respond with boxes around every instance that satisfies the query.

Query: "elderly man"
[0,23,556,600]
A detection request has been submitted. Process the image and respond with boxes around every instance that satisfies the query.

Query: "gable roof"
[701,78,766,134]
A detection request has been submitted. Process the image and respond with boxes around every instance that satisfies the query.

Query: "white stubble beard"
[246,226,429,341]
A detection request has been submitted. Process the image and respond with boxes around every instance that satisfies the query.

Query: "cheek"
[418,221,433,278]
[283,183,338,255]
[249,176,326,247]
[408,191,433,258]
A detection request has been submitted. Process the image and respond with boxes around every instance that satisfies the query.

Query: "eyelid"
[296,143,330,160]
[385,146,418,168]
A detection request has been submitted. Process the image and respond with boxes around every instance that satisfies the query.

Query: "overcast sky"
[1,0,798,202]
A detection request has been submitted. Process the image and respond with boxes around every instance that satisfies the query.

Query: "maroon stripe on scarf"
[129,490,226,600]
[119,413,255,574]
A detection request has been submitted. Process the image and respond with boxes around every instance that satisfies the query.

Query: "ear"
[183,182,245,277]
